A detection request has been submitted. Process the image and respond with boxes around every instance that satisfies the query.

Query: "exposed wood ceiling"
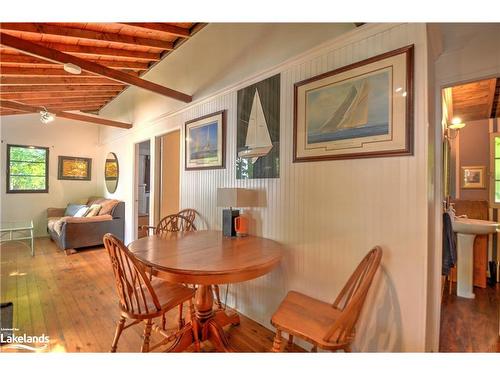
[0,22,206,125]
[451,78,499,122]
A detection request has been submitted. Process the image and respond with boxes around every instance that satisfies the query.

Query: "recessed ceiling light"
[63,62,82,75]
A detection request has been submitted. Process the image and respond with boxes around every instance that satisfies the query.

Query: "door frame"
[429,72,500,351]
[132,138,152,241]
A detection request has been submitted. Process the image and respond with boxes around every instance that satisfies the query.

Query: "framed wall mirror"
[105,152,119,193]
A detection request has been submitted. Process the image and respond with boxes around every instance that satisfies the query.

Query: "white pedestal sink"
[451,217,499,299]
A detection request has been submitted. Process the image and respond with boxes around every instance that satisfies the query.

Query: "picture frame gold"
[57,156,92,181]
[461,166,486,189]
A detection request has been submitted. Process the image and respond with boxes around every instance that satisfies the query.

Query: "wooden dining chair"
[270,246,382,353]
[103,233,197,352]
[178,208,197,224]
[141,213,197,235]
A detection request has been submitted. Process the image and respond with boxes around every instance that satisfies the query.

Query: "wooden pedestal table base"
[128,230,284,352]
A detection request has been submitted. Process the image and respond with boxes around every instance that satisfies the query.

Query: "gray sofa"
[47,199,125,253]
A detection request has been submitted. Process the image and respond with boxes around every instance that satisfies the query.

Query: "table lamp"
[216,188,256,237]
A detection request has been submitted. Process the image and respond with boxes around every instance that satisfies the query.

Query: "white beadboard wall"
[99,23,429,351]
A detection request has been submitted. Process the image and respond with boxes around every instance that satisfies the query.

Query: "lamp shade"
[216,188,256,207]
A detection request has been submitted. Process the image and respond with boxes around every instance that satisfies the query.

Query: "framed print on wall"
[293,45,414,162]
[236,73,280,179]
[57,156,92,180]
[185,110,226,170]
[461,166,486,189]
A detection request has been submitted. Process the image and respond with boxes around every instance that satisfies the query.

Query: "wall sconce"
[445,117,466,140]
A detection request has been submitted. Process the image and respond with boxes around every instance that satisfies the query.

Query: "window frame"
[490,133,500,208]
[6,144,50,194]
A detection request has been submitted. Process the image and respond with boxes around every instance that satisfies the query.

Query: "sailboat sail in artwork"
[319,80,370,133]
[238,89,273,163]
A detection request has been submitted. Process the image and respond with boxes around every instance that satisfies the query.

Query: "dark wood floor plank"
[440,281,500,352]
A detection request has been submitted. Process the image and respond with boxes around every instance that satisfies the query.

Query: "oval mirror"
[105,152,119,194]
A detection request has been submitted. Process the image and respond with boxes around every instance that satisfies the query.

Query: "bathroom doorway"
[439,77,500,352]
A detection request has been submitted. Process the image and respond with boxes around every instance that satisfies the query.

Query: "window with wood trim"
[7,144,49,193]
[490,133,500,207]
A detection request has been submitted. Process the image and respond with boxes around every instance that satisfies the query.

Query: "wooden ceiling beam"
[0,33,192,102]
[0,99,132,128]
[19,98,109,105]
[0,54,149,70]
[0,66,140,77]
[0,91,120,100]
[0,84,126,93]
[0,23,174,50]
[120,23,191,38]
[0,66,98,76]
[1,76,122,85]
[1,43,161,61]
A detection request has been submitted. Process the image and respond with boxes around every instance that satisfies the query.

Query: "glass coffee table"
[0,220,34,256]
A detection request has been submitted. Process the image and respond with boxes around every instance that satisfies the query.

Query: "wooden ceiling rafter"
[0,54,150,70]
[0,32,192,102]
[119,23,191,38]
[0,91,120,100]
[0,99,132,128]
[0,23,174,50]
[0,22,205,123]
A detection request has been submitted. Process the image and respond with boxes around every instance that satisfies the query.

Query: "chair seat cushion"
[271,291,342,348]
[135,278,195,316]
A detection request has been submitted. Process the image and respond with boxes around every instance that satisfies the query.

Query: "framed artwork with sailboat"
[185,110,226,170]
[236,74,280,179]
[294,45,413,162]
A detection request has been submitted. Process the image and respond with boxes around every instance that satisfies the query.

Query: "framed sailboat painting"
[236,74,280,179]
[185,110,226,170]
[293,45,413,162]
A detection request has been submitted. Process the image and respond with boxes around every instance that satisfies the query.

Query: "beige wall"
[0,116,100,236]
[159,130,180,218]
[96,23,431,351]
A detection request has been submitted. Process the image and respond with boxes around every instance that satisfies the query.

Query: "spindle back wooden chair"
[103,233,196,352]
[177,208,197,225]
[141,213,197,236]
[271,246,382,352]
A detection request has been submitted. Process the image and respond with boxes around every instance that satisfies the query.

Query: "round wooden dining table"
[128,230,284,352]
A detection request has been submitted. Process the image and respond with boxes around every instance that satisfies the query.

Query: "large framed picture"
[293,45,414,162]
[461,166,486,189]
[185,110,226,170]
[236,74,280,179]
[57,156,92,180]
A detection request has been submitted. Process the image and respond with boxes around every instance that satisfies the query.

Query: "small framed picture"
[185,110,226,170]
[58,156,92,180]
[461,166,486,189]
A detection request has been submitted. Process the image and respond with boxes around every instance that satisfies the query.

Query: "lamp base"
[222,209,239,237]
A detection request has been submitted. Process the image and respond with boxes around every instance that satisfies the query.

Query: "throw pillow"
[99,199,120,215]
[64,204,88,217]
[85,204,102,217]
[73,206,89,217]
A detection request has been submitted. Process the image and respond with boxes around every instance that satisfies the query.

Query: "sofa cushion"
[85,204,102,217]
[99,199,120,215]
[64,204,88,217]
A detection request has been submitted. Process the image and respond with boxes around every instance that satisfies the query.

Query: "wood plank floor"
[0,238,304,353]
[439,281,500,352]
